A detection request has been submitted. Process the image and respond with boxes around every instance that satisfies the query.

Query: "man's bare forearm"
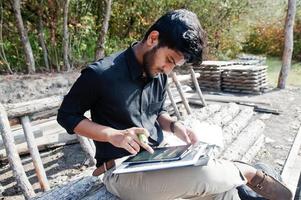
[74,118,117,142]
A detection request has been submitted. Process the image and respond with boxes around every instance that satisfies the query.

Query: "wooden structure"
[0,71,206,199]
[221,65,268,94]
[0,97,96,199]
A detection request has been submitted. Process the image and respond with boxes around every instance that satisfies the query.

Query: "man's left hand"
[173,122,198,144]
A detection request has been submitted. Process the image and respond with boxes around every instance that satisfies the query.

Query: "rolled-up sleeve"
[57,67,101,134]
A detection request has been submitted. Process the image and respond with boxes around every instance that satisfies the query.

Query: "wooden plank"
[21,115,50,191]
[189,66,206,107]
[0,104,36,199]
[281,123,301,197]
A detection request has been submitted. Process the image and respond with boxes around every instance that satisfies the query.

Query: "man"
[57,9,292,200]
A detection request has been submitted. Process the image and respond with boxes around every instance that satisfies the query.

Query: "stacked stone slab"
[194,61,235,91]
[221,65,268,94]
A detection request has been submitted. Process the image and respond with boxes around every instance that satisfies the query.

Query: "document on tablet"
[113,141,212,174]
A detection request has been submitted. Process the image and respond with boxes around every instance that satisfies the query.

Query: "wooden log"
[5,96,63,119]
[205,103,240,127]
[222,107,254,146]
[170,72,191,115]
[166,85,182,120]
[0,104,35,199]
[77,135,96,166]
[20,115,50,191]
[189,66,207,107]
[31,176,119,200]
[241,134,265,163]
[220,119,265,160]
[185,104,222,122]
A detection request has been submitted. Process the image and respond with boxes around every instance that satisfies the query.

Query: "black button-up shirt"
[57,46,168,166]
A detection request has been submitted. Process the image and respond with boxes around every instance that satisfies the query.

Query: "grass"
[266,57,301,87]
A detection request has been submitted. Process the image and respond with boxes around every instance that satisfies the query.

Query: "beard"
[142,46,158,79]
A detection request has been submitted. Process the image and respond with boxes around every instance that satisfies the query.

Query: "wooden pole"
[189,66,207,107]
[77,135,96,166]
[166,85,182,120]
[170,72,192,115]
[0,104,35,199]
[20,115,50,191]
[277,0,297,89]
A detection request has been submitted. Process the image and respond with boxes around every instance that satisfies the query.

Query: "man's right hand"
[108,127,154,155]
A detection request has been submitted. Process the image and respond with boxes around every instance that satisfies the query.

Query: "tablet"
[124,144,192,165]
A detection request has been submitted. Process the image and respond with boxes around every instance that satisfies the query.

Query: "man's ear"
[146,31,159,48]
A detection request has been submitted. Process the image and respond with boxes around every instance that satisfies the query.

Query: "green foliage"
[243,2,301,61]
[0,0,256,73]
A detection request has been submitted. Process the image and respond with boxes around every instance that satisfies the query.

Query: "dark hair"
[143,9,206,65]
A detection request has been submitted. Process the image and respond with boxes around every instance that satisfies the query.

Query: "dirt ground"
[0,70,300,199]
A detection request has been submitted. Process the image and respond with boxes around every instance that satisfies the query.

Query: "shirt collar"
[125,42,144,81]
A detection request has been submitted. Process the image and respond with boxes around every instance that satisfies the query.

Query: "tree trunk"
[48,0,59,71]
[277,0,297,89]
[95,0,112,60]
[63,0,71,71]
[37,14,50,71]
[12,0,36,73]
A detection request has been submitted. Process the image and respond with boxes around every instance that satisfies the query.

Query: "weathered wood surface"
[170,72,192,114]
[166,85,182,120]
[5,96,63,119]
[220,119,265,160]
[0,104,36,199]
[189,66,206,107]
[31,176,119,200]
[21,115,50,191]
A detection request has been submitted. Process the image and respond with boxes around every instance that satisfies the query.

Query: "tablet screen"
[124,145,191,164]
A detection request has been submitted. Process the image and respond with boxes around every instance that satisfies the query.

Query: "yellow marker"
[138,133,148,144]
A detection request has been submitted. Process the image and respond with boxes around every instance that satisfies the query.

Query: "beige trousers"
[103,159,247,200]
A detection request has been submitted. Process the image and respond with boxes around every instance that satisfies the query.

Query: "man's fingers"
[139,142,154,154]
[124,143,137,155]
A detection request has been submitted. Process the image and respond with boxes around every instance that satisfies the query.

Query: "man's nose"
[163,64,175,74]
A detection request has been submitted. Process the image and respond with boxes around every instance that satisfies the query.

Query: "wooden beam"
[20,115,50,191]
[5,96,63,119]
[189,66,207,107]
[0,104,35,199]
[166,85,182,120]
[170,72,191,115]
[281,123,301,197]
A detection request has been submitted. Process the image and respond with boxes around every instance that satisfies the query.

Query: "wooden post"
[166,85,182,120]
[170,72,192,115]
[189,66,207,107]
[77,135,96,166]
[20,115,50,191]
[0,104,35,199]
[277,0,297,89]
